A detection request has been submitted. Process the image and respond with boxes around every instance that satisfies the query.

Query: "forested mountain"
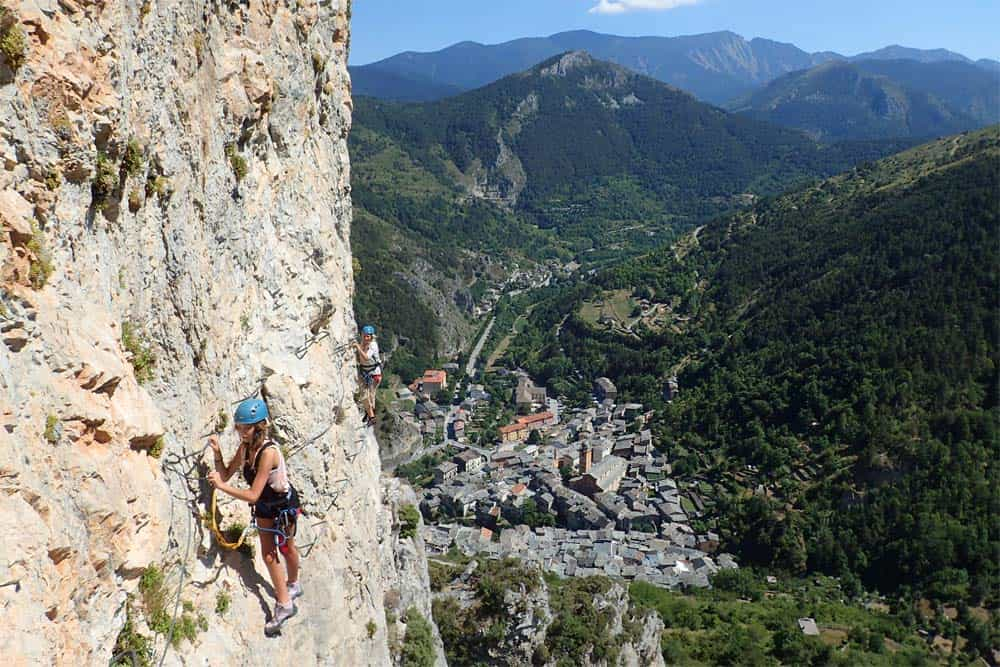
[355,51,909,237]
[349,118,556,380]
[350,52,912,368]
[729,59,1000,141]
[501,127,999,604]
[348,67,463,102]
[351,29,996,105]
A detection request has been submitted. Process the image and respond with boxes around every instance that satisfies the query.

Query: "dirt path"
[674,225,704,261]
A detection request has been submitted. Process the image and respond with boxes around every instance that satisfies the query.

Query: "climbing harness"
[209,488,300,551]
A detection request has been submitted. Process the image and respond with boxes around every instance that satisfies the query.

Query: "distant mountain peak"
[538,51,596,77]
[728,57,998,141]
[532,51,639,93]
[851,44,972,64]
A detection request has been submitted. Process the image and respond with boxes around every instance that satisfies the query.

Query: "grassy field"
[485,304,537,370]
[578,289,638,328]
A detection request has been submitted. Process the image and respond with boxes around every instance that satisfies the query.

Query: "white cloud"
[588,0,702,15]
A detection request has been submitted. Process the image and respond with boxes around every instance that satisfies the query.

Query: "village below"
[396,368,733,589]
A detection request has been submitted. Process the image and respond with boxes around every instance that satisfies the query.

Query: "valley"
[348,28,998,666]
[362,123,999,664]
[350,51,918,378]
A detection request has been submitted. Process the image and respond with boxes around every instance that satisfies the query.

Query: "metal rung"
[295,329,330,358]
[298,540,318,558]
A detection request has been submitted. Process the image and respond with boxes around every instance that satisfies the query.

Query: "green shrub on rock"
[400,607,435,667]
[92,152,117,205]
[121,320,156,383]
[0,6,27,72]
[225,143,248,181]
[399,503,420,539]
[122,138,144,178]
[110,598,154,667]
[44,414,59,444]
[215,591,230,616]
[26,222,53,289]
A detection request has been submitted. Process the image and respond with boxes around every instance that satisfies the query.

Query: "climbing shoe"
[264,602,298,637]
[287,581,303,600]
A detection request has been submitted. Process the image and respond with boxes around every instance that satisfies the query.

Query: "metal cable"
[155,443,199,667]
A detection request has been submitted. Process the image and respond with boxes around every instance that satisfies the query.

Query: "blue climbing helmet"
[234,398,269,425]
[361,324,376,336]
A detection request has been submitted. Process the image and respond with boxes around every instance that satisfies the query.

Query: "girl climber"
[207,398,302,636]
[355,324,382,427]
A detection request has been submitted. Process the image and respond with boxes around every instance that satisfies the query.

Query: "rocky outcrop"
[435,561,665,667]
[376,408,423,471]
[0,0,413,664]
[379,478,447,666]
[597,583,665,667]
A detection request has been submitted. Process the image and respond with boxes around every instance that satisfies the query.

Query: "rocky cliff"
[379,478,447,666]
[432,558,666,667]
[0,1,430,664]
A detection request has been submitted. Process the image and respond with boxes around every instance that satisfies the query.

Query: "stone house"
[515,411,556,429]
[411,369,448,395]
[514,375,547,411]
[499,422,528,443]
[434,461,458,484]
[593,377,617,402]
[453,448,484,473]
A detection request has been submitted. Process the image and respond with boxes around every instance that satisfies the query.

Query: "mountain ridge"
[355,51,910,232]
[727,59,999,141]
[351,29,995,105]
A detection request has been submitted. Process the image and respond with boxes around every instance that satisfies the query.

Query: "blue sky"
[349,0,1000,65]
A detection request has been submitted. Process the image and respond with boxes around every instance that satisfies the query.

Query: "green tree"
[400,607,436,667]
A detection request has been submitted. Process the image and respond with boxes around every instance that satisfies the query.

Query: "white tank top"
[265,443,290,494]
[245,442,290,494]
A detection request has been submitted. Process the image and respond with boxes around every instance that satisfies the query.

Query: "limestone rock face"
[436,571,664,667]
[0,1,406,664]
[598,583,666,667]
[379,478,447,666]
